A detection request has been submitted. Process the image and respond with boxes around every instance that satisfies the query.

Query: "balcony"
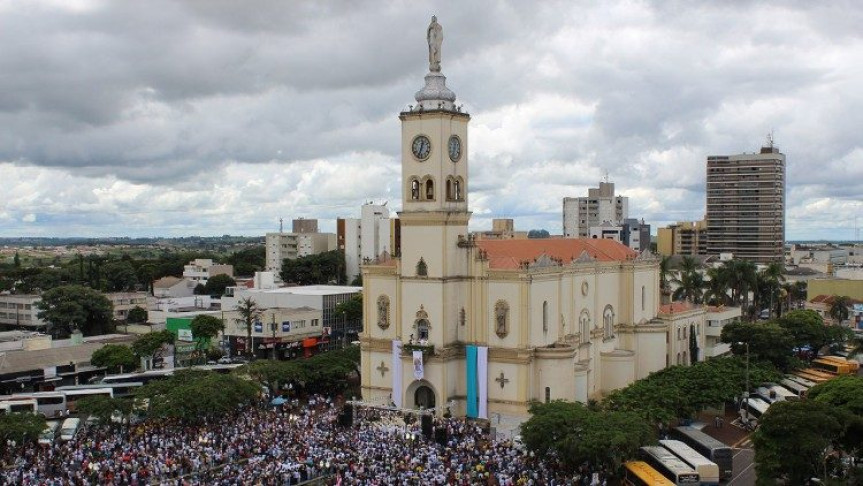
[402,342,435,356]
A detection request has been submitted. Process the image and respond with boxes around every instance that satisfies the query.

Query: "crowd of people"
[1,394,613,485]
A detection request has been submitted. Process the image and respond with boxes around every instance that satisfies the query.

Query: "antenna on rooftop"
[279,217,283,233]
[766,131,774,148]
[603,169,609,184]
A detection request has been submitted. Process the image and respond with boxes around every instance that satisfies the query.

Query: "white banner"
[412,350,424,380]
[392,340,403,408]
[477,346,488,419]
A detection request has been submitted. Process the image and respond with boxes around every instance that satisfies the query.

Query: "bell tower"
[398,15,470,281]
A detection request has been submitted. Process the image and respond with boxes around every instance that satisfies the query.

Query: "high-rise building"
[338,203,399,283]
[705,143,785,263]
[657,220,709,257]
[563,182,629,238]
[265,219,337,277]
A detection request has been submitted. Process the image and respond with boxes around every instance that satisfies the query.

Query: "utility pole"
[270,313,277,360]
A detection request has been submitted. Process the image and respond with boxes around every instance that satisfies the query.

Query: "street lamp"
[736,341,750,427]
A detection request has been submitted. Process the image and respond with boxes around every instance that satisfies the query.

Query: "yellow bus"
[623,461,675,486]
[811,358,853,375]
[819,356,860,373]
[794,368,834,383]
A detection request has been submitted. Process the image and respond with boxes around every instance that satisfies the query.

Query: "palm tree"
[659,256,672,305]
[235,297,262,357]
[671,256,704,303]
[703,267,729,306]
[756,263,785,318]
[828,295,851,324]
[721,260,758,318]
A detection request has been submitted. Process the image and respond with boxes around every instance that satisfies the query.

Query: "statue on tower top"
[427,15,443,73]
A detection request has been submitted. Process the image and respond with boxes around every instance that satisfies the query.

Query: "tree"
[193,283,207,295]
[671,256,704,303]
[135,369,259,421]
[778,309,852,357]
[225,246,265,276]
[13,251,20,268]
[127,306,148,323]
[829,295,852,324]
[703,266,729,306]
[527,229,550,239]
[720,320,796,370]
[279,250,345,285]
[807,375,863,455]
[131,330,175,367]
[521,401,653,472]
[334,294,363,321]
[720,260,758,313]
[91,344,137,373]
[203,273,236,296]
[76,395,133,424]
[753,400,845,485]
[659,255,672,305]
[103,260,138,292]
[36,285,114,337]
[190,314,225,353]
[755,263,784,318]
[0,413,46,453]
[235,297,262,356]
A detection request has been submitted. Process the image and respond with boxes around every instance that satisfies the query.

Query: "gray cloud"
[0,1,860,240]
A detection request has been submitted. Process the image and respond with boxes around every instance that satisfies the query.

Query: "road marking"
[729,457,755,485]
[731,435,752,448]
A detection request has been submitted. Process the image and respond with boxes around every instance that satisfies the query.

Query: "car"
[217,356,232,364]
[231,356,249,364]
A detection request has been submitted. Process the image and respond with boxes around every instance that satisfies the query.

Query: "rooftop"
[249,285,362,296]
[476,238,637,270]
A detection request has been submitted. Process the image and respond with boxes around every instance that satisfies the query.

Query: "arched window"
[542,301,549,333]
[414,305,430,341]
[677,353,681,365]
[416,258,428,277]
[602,305,615,339]
[425,179,434,200]
[459,308,466,327]
[410,179,420,200]
[376,295,390,330]
[446,178,453,200]
[494,300,510,338]
[641,286,645,311]
[579,309,590,342]
[683,351,688,365]
[454,178,462,200]
[545,387,551,403]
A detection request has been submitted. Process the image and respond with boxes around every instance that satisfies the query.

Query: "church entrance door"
[414,385,436,409]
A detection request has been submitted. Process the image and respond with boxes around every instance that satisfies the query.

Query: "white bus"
[741,396,771,426]
[58,387,113,413]
[59,417,80,442]
[38,421,61,445]
[0,398,38,415]
[58,382,143,399]
[640,446,700,485]
[670,427,733,482]
[660,439,720,486]
[785,374,817,389]
[779,379,809,398]
[98,368,174,385]
[6,392,67,418]
[755,384,799,403]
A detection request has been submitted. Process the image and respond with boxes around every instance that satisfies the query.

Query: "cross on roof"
[495,371,510,389]
[377,361,390,378]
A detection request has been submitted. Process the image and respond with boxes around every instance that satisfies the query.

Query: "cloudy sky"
[1,1,861,240]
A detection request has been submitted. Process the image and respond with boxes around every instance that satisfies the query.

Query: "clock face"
[448,135,461,162]
[412,135,431,160]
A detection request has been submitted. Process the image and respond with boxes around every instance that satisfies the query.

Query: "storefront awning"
[302,337,318,348]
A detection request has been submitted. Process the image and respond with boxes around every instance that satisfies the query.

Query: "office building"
[563,181,629,238]
[265,219,337,277]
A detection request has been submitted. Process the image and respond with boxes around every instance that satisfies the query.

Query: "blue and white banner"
[466,345,478,418]
[412,350,424,380]
[477,346,488,419]
[254,320,263,333]
[392,340,403,408]
[282,321,291,332]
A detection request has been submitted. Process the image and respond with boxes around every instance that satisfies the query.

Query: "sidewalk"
[693,408,751,447]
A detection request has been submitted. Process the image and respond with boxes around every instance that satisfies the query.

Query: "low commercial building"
[105,292,148,322]
[152,276,197,298]
[657,220,708,257]
[703,306,741,358]
[0,294,46,331]
[182,259,234,286]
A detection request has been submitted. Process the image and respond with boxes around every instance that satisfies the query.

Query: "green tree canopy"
[131,330,175,363]
[235,297,262,356]
[752,400,845,485]
[0,413,46,453]
[829,295,852,323]
[135,369,260,421]
[521,401,653,472]
[225,246,265,276]
[778,309,827,352]
[36,285,115,337]
[235,344,360,394]
[127,306,148,323]
[91,344,137,373]
[807,375,863,455]
[334,294,363,321]
[279,250,345,285]
[203,273,236,296]
[76,396,134,424]
[190,314,224,349]
[720,320,796,370]
[103,260,138,292]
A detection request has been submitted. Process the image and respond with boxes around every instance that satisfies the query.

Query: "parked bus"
[811,357,854,375]
[794,368,833,383]
[817,356,860,373]
[640,446,700,485]
[660,440,720,486]
[58,382,143,399]
[623,460,675,486]
[742,396,771,421]
[58,417,80,442]
[38,420,61,445]
[785,374,817,388]
[0,398,38,415]
[59,387,113,413]
[779,378,809,398]
[0,393,65,418]
[670,426,733,481]
[755,384,800,403]
[98,369,174,385]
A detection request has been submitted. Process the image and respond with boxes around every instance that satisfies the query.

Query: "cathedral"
[359,17,669,419]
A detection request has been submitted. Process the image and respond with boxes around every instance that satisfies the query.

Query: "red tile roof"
[810,294,862,305]
[475,238,637,270]
[658,301,697,314]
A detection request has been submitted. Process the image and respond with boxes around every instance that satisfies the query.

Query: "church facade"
[359,19,670,418]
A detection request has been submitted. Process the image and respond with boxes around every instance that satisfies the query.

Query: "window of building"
[545,387,551,403]
[579,310,590,342]
[410,179,420,200]
[641,286,645,311]
[425,179,434,200]
[542,301,548,333]
[602,305,615,339]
